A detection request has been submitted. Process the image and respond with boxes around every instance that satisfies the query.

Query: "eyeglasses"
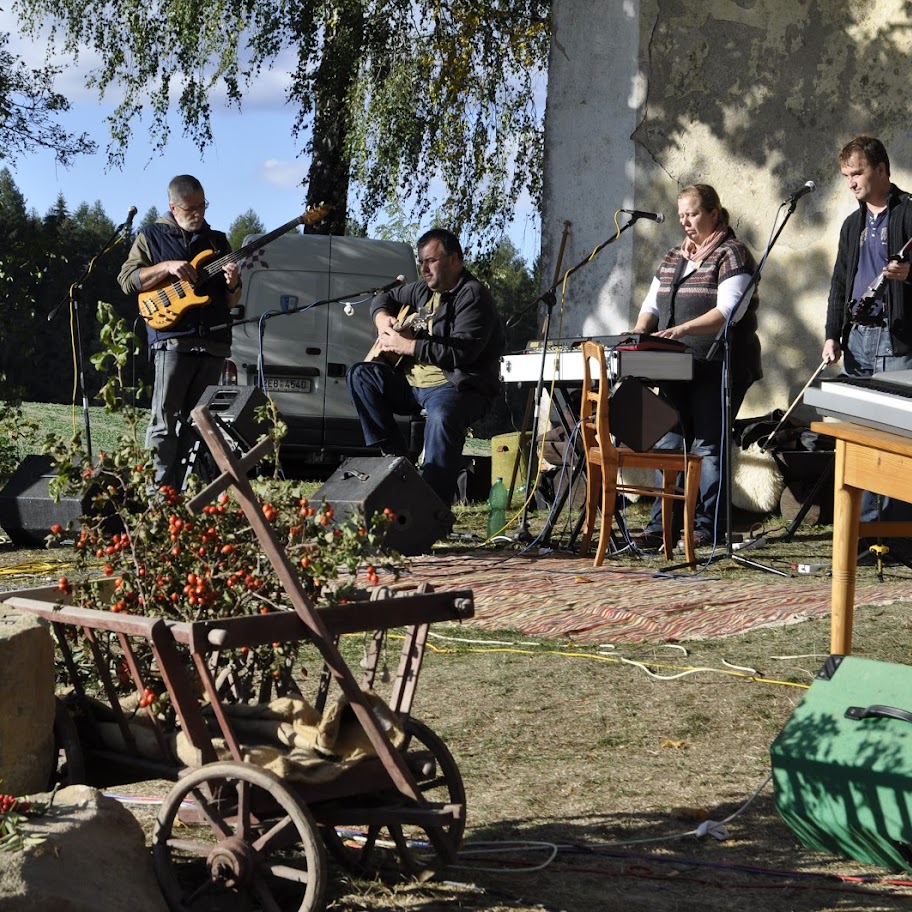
[417,254,451,267]
[172,199,209,214]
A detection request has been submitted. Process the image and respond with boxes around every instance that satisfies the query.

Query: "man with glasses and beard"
[347,228,504,509]
[118,174,243,488]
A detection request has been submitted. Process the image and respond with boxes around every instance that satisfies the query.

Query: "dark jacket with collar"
[117,213,233,351]
[825,183,912,353]
[370,268,505,399]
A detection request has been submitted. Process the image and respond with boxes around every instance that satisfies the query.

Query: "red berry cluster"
[0,794,29,815]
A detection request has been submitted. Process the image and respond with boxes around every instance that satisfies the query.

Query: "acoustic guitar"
[137,203,331,331]
[365,304,431,365]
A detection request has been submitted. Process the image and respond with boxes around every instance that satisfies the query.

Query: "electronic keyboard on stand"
[500,334,694,385]
[803,371,912,438]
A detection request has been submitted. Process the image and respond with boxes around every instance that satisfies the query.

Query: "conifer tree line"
[0,168,140,403]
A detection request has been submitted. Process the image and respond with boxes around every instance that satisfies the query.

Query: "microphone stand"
[510,215,646,543]
[48,219,133,463]
[209,278,396,339]
[665,196,805,576]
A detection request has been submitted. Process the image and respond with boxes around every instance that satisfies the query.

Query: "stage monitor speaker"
[609,378,680,451]
[312,456,452,555]
[770,654,912,871]
[194,385,270,448]
[0,454,93,547]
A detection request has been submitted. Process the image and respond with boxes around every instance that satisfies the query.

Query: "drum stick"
[758,359,829,451]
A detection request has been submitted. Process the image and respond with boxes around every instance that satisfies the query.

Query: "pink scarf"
[681,226,729,265]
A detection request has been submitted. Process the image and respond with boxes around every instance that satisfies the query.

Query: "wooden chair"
[578,340,703,566]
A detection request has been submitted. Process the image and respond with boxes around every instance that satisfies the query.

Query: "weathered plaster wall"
[542,0,912,415]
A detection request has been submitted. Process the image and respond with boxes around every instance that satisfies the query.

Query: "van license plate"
[264,377,313,393]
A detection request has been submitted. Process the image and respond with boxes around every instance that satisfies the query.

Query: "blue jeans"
[347,361,489,505]
[645,360,752,541]
[147,349,225,488]
[844,324,912,523]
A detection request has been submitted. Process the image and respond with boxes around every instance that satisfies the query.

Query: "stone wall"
[0,605,54,795]
[542,0,912,416]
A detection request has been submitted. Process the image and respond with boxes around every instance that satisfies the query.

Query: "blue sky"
[4,17,542,265]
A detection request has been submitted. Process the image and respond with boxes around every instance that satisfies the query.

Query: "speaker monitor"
[312,456,452,555]
[0,454,94,547]
[194,385,270,448]
[609,378,680,451]
[770,654,912,871]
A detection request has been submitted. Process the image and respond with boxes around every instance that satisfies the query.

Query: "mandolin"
[137,203,331,331]
[847,234,912,328]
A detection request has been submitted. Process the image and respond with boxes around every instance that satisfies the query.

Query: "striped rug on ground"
[404,553,912,644]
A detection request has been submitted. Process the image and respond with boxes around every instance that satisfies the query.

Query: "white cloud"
[259,157,308,189]
[1,9,297,113]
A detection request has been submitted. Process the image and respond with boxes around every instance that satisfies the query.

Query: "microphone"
[373,274,406,295]
[786,180,815,202]
[621,209,665,224]
[124,206,138,230]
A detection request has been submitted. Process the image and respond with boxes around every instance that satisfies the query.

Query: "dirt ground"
[98,602,912,912]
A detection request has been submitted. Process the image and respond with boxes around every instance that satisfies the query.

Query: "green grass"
[17,402,148,460]
[17,400,495,464]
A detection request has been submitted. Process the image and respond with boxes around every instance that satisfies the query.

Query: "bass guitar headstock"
[298,203,333,228]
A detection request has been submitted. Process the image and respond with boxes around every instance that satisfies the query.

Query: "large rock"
[0,604,54,795]
[0,785,168,912]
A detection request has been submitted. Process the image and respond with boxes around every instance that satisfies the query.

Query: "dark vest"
[654,234,762,384]
[143,219,233,349]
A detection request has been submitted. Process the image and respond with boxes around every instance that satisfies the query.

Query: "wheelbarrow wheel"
[324,716,466,876]
[153,760,327,912]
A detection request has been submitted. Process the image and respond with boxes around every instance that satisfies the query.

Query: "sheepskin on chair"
[618,446,785,514]
[731,442,785,513]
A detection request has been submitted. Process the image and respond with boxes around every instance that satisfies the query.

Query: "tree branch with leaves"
[12,0,549,246]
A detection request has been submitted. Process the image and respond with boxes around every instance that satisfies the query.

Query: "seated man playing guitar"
[347,228,504,507]
[117,174,243,488]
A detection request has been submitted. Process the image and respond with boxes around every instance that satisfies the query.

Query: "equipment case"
[770,654,912,870]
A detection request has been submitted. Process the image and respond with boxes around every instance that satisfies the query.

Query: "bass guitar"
[137,203,331,331]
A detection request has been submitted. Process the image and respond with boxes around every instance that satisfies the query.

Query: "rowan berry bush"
[45,306,404,712]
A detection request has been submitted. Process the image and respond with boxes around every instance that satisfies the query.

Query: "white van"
[223,234,419,470]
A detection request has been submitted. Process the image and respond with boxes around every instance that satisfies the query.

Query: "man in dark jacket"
[118,174,242,487]
[347,228,504,506]
[823,135,912,372]
[822,135,912,540]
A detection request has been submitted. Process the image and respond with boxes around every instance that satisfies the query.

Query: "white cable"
[617,657,736,681]
[451,840,560,873]
[428,631,542,647]
[721,659,758,674]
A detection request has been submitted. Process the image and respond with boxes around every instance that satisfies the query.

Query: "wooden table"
[811,421,912,654]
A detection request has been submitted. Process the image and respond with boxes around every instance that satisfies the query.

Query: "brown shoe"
[631,531,665,552]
